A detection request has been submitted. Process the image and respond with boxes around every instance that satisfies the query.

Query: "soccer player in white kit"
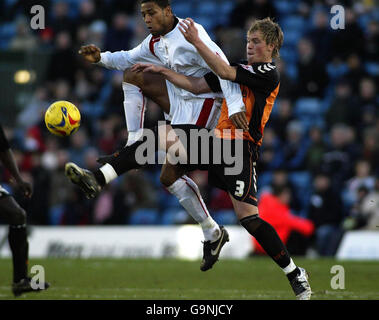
[66,0,245,271]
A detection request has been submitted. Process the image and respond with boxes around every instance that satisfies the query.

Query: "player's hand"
[78,44,101,63]
[16,179,33,199]
[230,112,249,131]
[179,18,200,45]
[131,63,165,74]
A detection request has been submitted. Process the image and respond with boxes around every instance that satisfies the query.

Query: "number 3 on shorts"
[235,180,245,197]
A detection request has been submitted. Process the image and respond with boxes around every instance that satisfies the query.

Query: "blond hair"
[248,17,284,59]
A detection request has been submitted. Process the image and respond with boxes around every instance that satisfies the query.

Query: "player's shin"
[122,82,146,146]
[167,176,221,242]
[8,224,29,283]
[240,215,300,278]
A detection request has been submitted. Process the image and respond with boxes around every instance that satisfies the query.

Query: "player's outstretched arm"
[131,63,212,94]
[179,18,237,81]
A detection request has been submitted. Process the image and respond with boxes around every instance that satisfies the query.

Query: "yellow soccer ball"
[45,101,81,137]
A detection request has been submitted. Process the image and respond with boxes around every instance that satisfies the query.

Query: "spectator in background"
[321,123,361,192]
[275,60,295,100]
[229,0,277,28]
[47,32,78,86]
[253,185,314,256]
[364,20,379,62]
[344,54,369,94]
[325,78,359,130]
[345,159,375,205]
[305,125,327,174]
[87,20,107,49]
[296,38,329,98]
[306,10,332,64]
[104,13,134,52]
[362,127,379,176]
[330,7,364,61]
[308,172,344,256]
[269,98,295,142]
[282,120,310,171]
[68,129,91,168]
[360,177,379,230]
[9,16,38,51]
[257,127,284,172]
[356,78,378,133]
[49,1,75,37]
[76,0,99,29]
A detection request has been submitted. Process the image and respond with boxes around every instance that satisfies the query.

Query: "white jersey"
[98,18,245,119]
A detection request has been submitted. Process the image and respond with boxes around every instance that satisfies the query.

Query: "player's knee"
[10,207,26,226]
[160,171,176,187]
[123,68,143,87]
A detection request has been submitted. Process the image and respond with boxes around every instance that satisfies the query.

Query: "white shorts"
[165,80,222,129]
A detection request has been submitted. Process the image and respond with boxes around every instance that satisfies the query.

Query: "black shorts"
[171,124,260,206]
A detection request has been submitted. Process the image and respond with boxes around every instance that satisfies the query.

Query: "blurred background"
[0,0,378,259]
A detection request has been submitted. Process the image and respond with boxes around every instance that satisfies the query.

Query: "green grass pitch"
[0,257,378,300]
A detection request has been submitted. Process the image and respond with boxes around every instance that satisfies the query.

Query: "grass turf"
[0,257,378,300]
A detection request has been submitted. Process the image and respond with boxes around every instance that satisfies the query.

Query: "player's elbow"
[218,68,234,81]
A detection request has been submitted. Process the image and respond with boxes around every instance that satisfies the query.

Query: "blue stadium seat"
[281,16,306,31]
[160,208,189,225]
[289,171,312,214]
[326,62,348,81]
[283,29,303,46]
[294,98,322,117]
[213,210,237,225]
[279,46,298,64]
[48,205,64,225]
[196,1,218,16]
[129,208,160,225]
[285,62,298,79]
[257,171,273,189]
[158,190,181,209]
[274,0,298,15]
[365,62,379,77]
[171,2,195,18]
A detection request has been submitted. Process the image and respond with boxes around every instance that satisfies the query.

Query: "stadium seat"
[294,98,322,117]
[213,210,237,225]
[326,62,348,81]
[48,205,64,225]
[257,171,273,189]
[274,0,299,15]
[365,62,379,77]
[289,171,312,214]
[279,46,298,64]
[282,29,303,46]
[281,15,306,31]
[128,208,160,225]
[171,2,195,18]
[160,208,189,225]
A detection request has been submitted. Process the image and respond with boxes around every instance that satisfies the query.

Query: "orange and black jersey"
[204,62,280,146]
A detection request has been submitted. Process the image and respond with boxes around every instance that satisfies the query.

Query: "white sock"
[122,82,146,146]
[167,175,220,242]
[99,163,118,184]
[282,258,297,275]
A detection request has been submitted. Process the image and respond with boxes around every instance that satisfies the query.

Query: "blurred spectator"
[9,16,38,51]
[306,10,332,63]
[330,7,364,60]
[104,13,134,52]
[68,129,91,168]
[361,127,379,176]
[49,1,76,37]
[344,54,369,94]
[325,78,359,129]
[269,98,295,142]
[359,177,379,230]
[257,127,284,171]
[345,159,375,205]
[364,20,379,62]
[17,87,50,130]
[87,20,107,49]
[296,38,329,98]
[46,32,78,85]
[282,120,310,171]
[321,123,361,192]
[308,172,344,256]
[305,125,327,174]
[76,0,99,29]
[253,186,314,256]
[275,60,295,100]
[229,0,278,28]
[343,185,370,231]
[356,78,378,132]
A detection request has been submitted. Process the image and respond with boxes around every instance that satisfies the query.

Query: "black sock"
[93,127,160,187]
[240,215,292,269]
[8,225,29,283]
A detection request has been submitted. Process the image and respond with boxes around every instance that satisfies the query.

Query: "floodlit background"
[0,0,378,264]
